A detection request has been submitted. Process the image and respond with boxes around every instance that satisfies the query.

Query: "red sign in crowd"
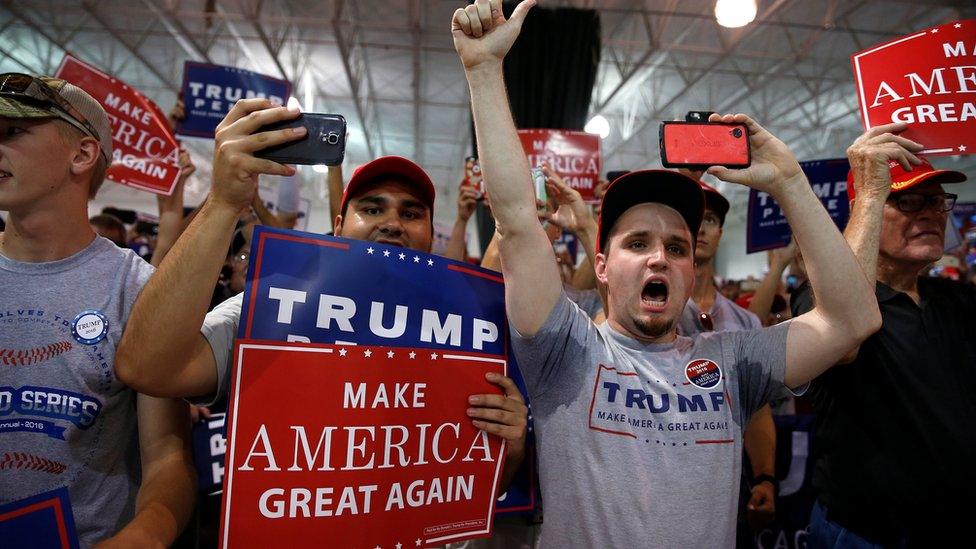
[852,19,976,158]
[55,55,182,195]
[518,129,602,203]
[220,342,507,548]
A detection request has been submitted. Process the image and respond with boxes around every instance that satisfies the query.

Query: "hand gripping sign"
[55,55,182,195]
[852,19,976,158]
[518,129,602,203]
[219,226,522,547]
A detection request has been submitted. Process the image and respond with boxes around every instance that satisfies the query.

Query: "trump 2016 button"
[685,359,722,389]
[71,310,109,345]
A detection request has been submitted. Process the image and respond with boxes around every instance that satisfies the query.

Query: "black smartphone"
[254,113,346,166]
[685,110,716,123]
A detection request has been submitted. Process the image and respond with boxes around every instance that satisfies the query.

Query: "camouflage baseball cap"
[0,73,112,162]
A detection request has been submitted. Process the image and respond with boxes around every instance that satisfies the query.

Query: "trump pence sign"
[219,227,512,548]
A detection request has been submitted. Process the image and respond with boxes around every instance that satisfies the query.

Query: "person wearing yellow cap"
[0,73,195,546]
[794,122,974,547]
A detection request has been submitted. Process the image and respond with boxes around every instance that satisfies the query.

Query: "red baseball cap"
[597,170,705,254]
[340,156,436,218]
[699,181,730,226]
[846,157,966,201]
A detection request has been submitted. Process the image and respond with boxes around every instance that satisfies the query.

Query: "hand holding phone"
[703,113,805,198]
[254,113,347,166]
[659,121,751,169]
[211,99,303,213]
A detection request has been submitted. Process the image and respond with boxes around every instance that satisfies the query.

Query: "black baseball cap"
[597,170,705,254]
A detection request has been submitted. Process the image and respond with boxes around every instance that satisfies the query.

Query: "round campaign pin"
[71,310,109,345]
[685,358,722,389]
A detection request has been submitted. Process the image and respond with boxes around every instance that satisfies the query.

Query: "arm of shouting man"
[707,114,882,388]
[116,99,306,399]
[454,0,560,337]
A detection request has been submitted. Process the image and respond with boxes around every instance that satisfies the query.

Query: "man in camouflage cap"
[0,74,195,546]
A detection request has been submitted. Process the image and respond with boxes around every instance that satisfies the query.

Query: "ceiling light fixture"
[584,114,610,139]
[715,0,757,28]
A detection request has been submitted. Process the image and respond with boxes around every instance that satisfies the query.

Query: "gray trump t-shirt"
[0,237,154,546]
[511,294,789,548]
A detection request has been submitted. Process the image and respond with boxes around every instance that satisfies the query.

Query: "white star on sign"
[398,253,406,260]
[931,28,939,33]
[413,256,420,263]
[383,250,391,257]
[367,247,374,254]
[960,145,968,152]
[409,351,416,359]
[387,350,395,358]
[431,352,438,360]
[364,349,373,358]
[396,543,403,549]
[954,23,962,28]
[339,348,347,356]
[415,540,422,547]
[427,259,434,266]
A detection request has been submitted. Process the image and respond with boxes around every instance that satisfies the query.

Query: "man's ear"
[70,137,100,177]
[333,214,344,236]
[595,252,609,285]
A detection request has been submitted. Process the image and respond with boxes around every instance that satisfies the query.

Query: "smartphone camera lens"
[731,128,743,138]
[325,131,340,145]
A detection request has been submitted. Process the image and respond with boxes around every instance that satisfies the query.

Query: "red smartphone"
[659,121,751,169]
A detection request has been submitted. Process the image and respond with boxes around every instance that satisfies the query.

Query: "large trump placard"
[219,227,520,547]
[852,19,975,158]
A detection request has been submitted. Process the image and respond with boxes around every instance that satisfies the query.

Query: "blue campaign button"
[71,310,109,345]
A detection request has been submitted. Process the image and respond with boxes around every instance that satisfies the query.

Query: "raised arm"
[747,240,795,324]
[116,99,305,398]
[542,162,599,279]
[150,149,193,267]
[444,186,479,261]
[707,113,881,388]
[454,0,560,336]
[844,122,923,284]
[327,164,345,224]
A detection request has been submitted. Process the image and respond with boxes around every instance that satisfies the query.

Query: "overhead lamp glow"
[715,0,757,28]
[584,114,610,139]
[287,96,302,111]
[313,164,328,173]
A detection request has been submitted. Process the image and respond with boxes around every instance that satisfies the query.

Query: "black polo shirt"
[792,277,976,544]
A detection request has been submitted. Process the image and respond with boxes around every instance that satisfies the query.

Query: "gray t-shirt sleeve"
[191,292,243,406]
[720,321,791,417]
[510,292,595,399]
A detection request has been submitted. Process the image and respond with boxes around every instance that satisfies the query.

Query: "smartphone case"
[659,121,751,169]
[255,113,347,166]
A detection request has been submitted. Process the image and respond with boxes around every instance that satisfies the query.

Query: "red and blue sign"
[0,487,79,549]
[746,158,851,253]
[177,61,291,139]
[218,226,535,547]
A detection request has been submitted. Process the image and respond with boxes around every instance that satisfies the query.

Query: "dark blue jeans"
[807,501,892,549]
